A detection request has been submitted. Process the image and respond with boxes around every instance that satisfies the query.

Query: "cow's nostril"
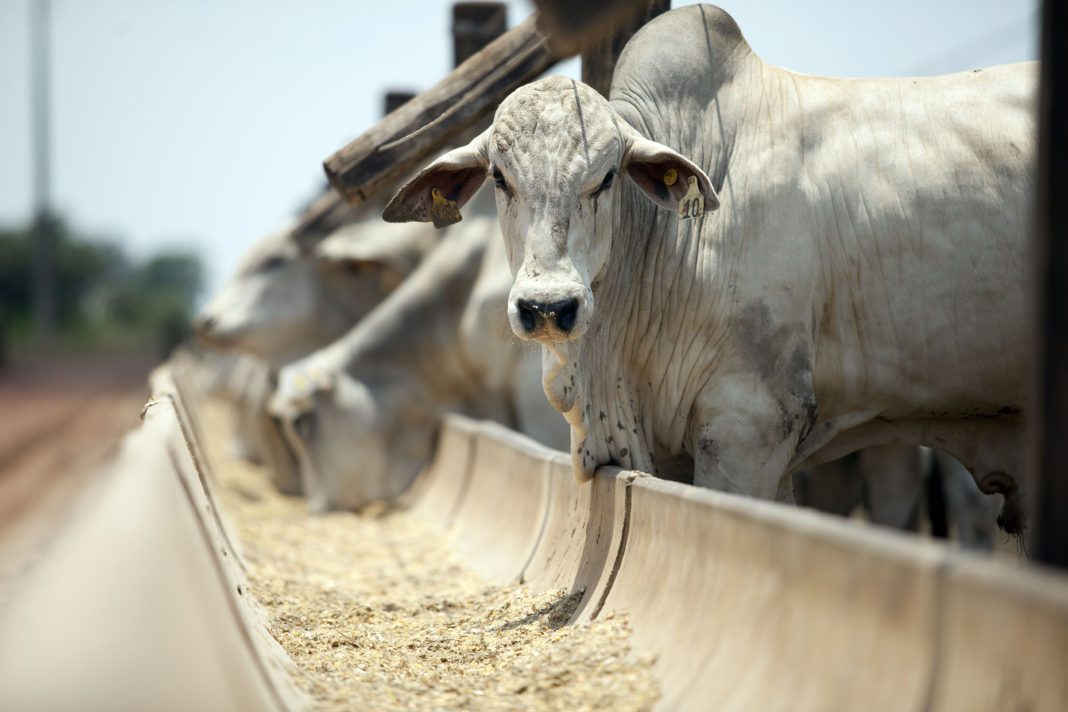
[550,299,580,333]
[516,299,540,333]
[194,314,217,335]
[291,411,316,442]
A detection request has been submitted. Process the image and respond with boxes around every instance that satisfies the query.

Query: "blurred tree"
[0,218,203,358]
[0,219,122,334]
[106,251,204,356]
[0,228,32,325]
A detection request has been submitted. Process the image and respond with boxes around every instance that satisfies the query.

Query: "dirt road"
[0,351,152,597]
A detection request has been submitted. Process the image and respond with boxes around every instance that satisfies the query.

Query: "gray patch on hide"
[698,437,720,462]
[735,300,819,444]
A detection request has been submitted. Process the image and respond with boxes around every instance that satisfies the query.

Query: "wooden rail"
[322,16,566,211]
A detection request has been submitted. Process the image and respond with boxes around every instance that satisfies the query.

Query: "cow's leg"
[915,420,1025,535]
[691,379,803,503]
[860,444,926,530]
[795,454,864,516]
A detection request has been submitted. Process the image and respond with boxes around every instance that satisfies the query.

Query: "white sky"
[0,1,1040,294]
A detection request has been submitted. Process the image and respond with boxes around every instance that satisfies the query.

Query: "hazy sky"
[0,0,1040,294]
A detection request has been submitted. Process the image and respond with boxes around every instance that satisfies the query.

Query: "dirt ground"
[199,399,660,712]
[0,351,152,599]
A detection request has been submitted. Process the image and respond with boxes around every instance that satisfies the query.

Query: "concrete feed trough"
[1,366,1066,710]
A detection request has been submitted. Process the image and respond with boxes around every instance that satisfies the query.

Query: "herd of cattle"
[194,5,1034,549]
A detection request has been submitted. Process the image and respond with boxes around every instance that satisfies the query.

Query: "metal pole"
[30,0,55,342]
[1030,0,1068,566]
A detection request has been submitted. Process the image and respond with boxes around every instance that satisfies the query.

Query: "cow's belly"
[814,244,1028,420]
[865,332,1027,418]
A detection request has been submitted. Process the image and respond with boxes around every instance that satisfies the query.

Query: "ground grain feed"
[200,400,660,711]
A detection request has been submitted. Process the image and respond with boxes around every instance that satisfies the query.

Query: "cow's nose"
[515,298,580,334]
[551,298,579,333]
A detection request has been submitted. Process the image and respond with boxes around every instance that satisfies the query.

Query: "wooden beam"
[1030,0,1068,567]
[580,0,669,98]
[323,16,566,209]
[292,92,419,242]
[290,189,362,245]
[294,4,510,240]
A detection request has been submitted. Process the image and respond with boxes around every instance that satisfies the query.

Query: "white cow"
[271,187,568,511]
[183,350,301,492]
[195,218,433,369]
[227,356,301,491]
[185,350,270,462]
[384,6,1035,532]
[194,208,437,493]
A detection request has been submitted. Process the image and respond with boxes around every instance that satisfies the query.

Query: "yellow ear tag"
[663,168,678,186]
[380,268,403,291]
[678,175,704,220]
[429,187,462,229]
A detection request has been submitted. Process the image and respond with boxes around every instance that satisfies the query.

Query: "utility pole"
[1031,0,1068,567]
[31,0,55,342]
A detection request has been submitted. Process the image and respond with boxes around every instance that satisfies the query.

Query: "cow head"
[194,229,319,360]
[194,222,430,366]
[270,359,435,512]
[384,76,718,345]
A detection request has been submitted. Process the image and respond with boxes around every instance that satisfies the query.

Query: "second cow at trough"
[270,187,568,511]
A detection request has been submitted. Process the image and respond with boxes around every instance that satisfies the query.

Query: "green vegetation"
[0,216,204,359]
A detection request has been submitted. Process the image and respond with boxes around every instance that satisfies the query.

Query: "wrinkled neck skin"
[543,59,760,478]
[544,184,729,479]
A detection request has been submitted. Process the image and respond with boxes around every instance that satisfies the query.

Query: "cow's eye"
[492,167,510,194]
[260,255,286,272]
[592,169,616,198]
[342,260,367,275]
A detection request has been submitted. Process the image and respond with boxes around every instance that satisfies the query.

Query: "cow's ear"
[622,135,719,218]
[315,221,430,279]
[383,129,490,229]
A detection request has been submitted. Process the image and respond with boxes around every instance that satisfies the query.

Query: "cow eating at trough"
[194,219,433,370]
[270,187,568,512]
[192,207,437,494]
[383,5,1035,533]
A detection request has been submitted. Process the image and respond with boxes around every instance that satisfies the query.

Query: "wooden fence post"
[452,3,508,67]
[534,0,669,55]
[580,0,670,98]
[384,91,416,116]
